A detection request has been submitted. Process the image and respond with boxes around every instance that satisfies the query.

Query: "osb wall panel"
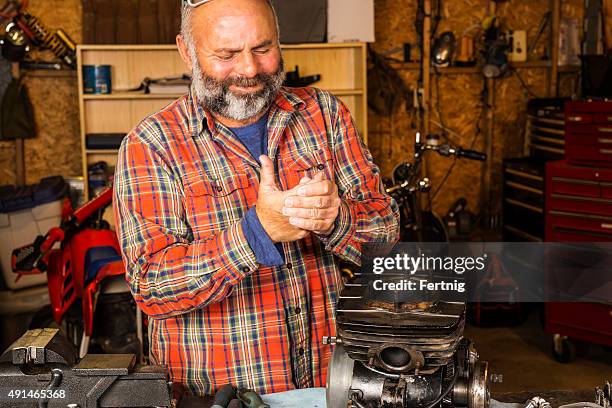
[0,0,82,186]
[369,0,583,218]
[606,0,612,50]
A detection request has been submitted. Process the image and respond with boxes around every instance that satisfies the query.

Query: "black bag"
[0,77,35,140]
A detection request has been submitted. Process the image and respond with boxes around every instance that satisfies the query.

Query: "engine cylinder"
[327,271,491,408]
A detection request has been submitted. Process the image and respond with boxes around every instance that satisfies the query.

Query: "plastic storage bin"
[0,176,68,290]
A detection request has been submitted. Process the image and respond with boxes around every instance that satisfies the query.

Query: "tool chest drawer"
[565,101,612,166]
[547,160,612,198]
[546,302,612,339]
[565,124,612,135]
[548,194,612,216]
[547,210,612,238]
[503,158,545,241]
[546,160,612,240]
[565,144,612,165]
[548,227,612,242]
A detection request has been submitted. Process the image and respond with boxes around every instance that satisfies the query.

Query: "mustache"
[227,75,266,88]
[192,58,285,121]
[200,59,285,93]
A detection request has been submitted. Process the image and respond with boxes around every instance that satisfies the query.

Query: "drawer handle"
[602,223,612,230]
[600,149,612,155]
[598,127,612,133]
[599,138,612,144]
[567,115,584,122]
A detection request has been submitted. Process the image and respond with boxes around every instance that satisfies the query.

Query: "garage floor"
[465,306,612,394]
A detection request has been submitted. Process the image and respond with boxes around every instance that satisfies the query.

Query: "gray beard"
[189,48,285,121]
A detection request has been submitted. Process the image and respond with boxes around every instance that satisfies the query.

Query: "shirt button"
[316,164,325,171]
[295,307,301,315]
[286,263,292,270]
[298,347,305,356]
[241,266,250,273]
[215,185,223,192]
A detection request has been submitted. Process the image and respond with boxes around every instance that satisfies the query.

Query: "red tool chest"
[545,159,612,360]
[564,100,612,166]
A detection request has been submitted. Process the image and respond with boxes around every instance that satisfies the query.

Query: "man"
[113,0,399,397]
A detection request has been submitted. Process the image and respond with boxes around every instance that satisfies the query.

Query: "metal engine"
[325,274,491,408]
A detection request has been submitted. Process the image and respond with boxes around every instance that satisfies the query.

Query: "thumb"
[259,155,278,188]
[299,176,312,184]
[313,171,326,181]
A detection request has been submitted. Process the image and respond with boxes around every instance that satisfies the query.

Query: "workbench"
[177,387,600,408]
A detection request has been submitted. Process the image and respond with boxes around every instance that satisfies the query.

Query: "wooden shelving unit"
[77,42,368,199]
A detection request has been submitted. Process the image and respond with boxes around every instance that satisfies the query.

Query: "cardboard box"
[271,0,326,43]
[327,0,375,43]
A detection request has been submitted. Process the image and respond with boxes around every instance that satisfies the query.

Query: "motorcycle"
[384,132,486,242]
[11,187,145,360]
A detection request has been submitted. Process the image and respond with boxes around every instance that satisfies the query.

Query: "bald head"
[181,0,279,49]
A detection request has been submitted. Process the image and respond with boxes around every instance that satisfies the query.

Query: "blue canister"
[82,65,112,94]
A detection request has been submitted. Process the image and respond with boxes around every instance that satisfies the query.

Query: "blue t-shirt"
[229,114,268,161]
[230,114,284,266]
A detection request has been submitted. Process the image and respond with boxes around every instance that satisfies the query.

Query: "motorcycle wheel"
[401,211,449,242]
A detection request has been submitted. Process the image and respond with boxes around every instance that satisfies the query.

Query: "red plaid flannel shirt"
[113,86,400,395]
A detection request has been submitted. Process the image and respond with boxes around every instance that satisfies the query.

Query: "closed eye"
[216,53,237,61]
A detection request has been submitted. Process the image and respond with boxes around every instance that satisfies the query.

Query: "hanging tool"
[16,12,76,67]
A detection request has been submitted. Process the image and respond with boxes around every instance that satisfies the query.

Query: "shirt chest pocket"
[281,147,334,190]
[183,172,253,236]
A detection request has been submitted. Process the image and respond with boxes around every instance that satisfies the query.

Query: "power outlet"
[507,30,527,62]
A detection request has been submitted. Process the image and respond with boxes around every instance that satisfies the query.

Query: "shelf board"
[82,92,184,100]
[390,60,577,74]
[281,42,365,49]
[394,63,482,74]
[511,60,551,68]
[391,62,421,71]
[558,65,580,73]
[86,149,119,154]
[82,89,363,100]
[78,44,178,51]
[433,66,480,75]
[329,89,364,96]
[21,69,77,78]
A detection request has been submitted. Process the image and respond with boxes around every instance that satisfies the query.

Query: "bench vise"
[0,328,172,408]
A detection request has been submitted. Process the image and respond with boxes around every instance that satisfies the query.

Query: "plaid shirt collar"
[187,84,307,139]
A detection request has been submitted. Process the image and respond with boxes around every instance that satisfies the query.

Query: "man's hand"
[255,155,309,242]
[282,171,341,236]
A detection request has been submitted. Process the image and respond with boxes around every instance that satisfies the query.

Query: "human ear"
[176,34,193,70]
